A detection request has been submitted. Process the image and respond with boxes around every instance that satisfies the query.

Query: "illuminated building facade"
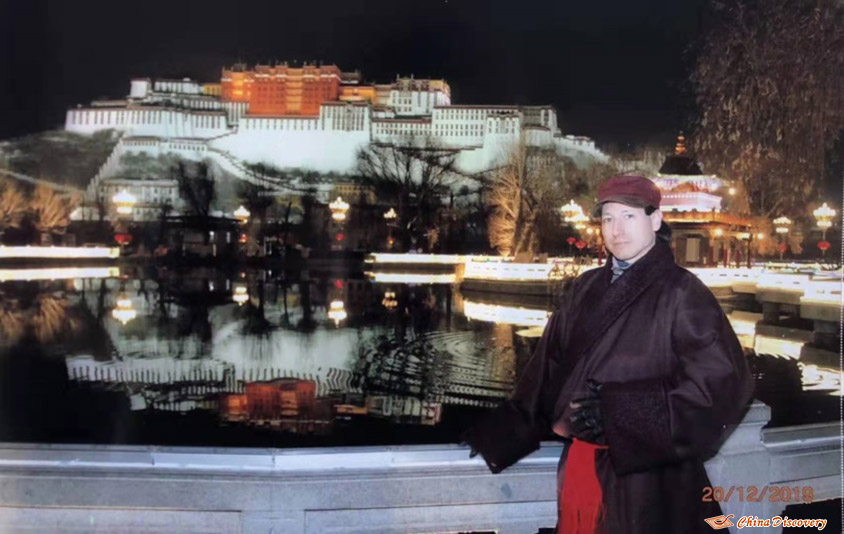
[653,134,752,267]
[65,62,607,218]
[221,63,344,116]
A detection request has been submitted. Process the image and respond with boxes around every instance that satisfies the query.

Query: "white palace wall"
[66,107,228,138]
[65,85,607,178]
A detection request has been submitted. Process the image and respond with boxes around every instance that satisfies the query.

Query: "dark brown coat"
[465,240,754,533]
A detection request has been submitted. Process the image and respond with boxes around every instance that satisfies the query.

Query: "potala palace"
[65,62,607,219]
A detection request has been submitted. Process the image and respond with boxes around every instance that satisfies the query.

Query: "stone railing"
[0,401,837,533]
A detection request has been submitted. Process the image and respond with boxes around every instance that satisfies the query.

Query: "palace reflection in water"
[0,266,838,447]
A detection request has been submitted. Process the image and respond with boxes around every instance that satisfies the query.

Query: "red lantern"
[334,279,344,289]
[566,237,577,245]
[818,240,830,251]
[575,240,587,250]
[336,233,345,242]
[777,243,787,253]
[238,233,247,244]
[114,233,132,245]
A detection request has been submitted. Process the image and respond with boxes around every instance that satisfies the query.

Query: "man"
[463,175,754,533]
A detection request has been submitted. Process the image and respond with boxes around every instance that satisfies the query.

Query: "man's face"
[600,202,662,262]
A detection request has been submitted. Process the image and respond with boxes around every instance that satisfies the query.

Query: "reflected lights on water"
[0,266,120,282]
[365,272,456,284]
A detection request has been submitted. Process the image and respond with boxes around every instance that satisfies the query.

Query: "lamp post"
[383,207,397,250]
[113,189,137,216]
[234,205,250,225]
[328,300,347,326]
[560,200,581,221]
[561,200,590,257]
[112,189,136,253]
[773,216,792,261]
[813,203,836,258]
[111,294,137,325]
[329,196,350,251]
[329,196,350,222]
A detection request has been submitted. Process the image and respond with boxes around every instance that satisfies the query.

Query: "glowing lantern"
[234,205,250,224]
[329,196,350,222]
[114,233,132,245]
[111,295,136,325]
[232,285,249,305]
[328,300,347,326]
[112,190,136,215]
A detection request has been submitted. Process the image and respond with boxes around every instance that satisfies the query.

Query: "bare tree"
[237,181,275,256]
[356,136,460,250]
[172,160,216,218]
[485,136,599,257]
[0,179,26,240]
[31,185,79,241]
[692,0,844,218]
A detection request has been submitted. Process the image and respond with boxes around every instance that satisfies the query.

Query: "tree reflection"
[0,283,80,345]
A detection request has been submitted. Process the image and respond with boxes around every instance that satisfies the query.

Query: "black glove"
[458,430,480,459]
[568,379,606,445]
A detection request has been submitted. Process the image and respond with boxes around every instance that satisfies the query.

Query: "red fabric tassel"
[558,438,609,534]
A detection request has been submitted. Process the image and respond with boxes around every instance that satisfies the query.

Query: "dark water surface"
[0,266,838,447]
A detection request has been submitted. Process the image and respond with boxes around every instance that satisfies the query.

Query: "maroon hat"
[592,175,661,217]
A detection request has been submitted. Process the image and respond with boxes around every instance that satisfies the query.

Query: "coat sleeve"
[462,294,571,473]
[599,275,754,476]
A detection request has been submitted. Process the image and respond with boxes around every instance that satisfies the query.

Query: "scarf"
[559,439,610,533]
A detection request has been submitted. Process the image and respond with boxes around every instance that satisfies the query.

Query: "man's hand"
[459,430,480,458]
[568,379,606,445]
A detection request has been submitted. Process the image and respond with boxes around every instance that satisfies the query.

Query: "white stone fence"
[0,402,838,533]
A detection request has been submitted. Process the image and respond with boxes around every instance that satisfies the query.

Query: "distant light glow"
[234,205,250,223]
[464,261,598,282]
[328,300,347,325]
[113,190,137,214]
[463,300,551,327]
[0,246,120,259]
[329,196,349,222]
[233,285,249,305]
[366,272,456,284]
[0,266,119,282]
[111,296,137,325]
[800,364,842,395]
[369,253,474,265]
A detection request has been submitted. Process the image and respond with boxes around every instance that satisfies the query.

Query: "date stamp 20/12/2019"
[702,486,814,504]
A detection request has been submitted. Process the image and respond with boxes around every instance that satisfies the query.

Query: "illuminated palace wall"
[64,63,607,177]
[221,64,344,116]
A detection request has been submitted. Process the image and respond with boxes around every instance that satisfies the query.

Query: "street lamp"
[773,216,792,261]
[113,190,137,216]
[232,284,249,306]
[329,196,350,222]
[111,294,137,325]
[384,207,397,250]
[328,300,347,326]
[570,212,589,230]
[561,200,590,230]
[774,216,792,235]
[382,290,398,309]
[813,203,835,240]
[813,203,836,258]
[560,200,581,221]
[234,205,251,225]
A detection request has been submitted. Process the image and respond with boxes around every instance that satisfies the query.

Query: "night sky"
[2,0,710,148]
